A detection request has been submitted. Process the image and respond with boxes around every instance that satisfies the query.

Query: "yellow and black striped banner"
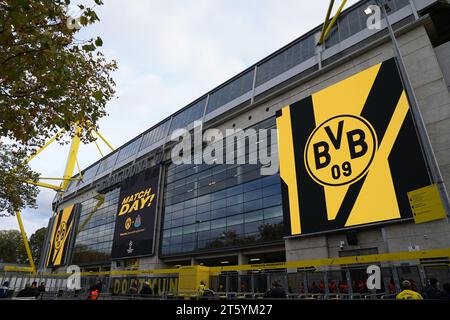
[276,58,432,236]
[46,204,79,267]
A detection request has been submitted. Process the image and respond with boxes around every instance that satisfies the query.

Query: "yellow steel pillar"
[15,211,36,274]
[61,125,82,191]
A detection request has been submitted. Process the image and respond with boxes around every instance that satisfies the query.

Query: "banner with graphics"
[46,204,80,267]
[276,58,432,236]
[111,167,160,259]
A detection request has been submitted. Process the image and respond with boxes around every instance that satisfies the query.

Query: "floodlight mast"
[8,123,115,275]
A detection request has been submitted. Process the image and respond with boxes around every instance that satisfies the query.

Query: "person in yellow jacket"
[197,281,206,296]
[396,280,423,300]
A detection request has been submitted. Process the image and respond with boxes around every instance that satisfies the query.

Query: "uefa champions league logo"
[126,241,134,254]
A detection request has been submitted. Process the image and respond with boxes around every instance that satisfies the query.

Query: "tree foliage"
[0,229,28,264]
[0,0,117,148]
[0,228,47,265]
[0,0,117,215]
[29,226,47,265]
[0,141,39,216]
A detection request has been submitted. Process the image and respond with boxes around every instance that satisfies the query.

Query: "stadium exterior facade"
[37,0,450,296]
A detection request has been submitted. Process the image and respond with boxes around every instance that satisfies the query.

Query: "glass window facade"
[97,151,119,175]
[206,70,254,114]
[139,120,171,151]
[161,118,283,256]
[170,98,206,134]
[116,137,141,163]
[71,189,119,265]
[256,35,316,87]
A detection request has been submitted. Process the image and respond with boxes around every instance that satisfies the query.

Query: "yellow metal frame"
[76,194,105,235]
[11,123,115,275]
[318,0,348,45]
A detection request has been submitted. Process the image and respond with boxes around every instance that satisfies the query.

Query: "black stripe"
[388,112,432,219]
[361,58,404,144]
[280,179,292,236]
[331,58,405,228]
[290,97,329,234]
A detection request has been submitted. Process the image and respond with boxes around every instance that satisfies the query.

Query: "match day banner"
[46,204,80,267]
[276,58,432,237]
[111,167,160,259]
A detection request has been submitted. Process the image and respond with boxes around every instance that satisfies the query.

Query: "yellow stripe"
[37,248,450,277]
[276,107,301,235]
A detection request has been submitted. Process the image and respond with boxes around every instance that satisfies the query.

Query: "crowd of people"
[2,276,450,300]
[0,281,45,299]
[396,278,450,300]
[126,280,160,297]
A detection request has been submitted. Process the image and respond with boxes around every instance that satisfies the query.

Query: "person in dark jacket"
[263,281,287,299]
[0,281,10,299]
[438,283,450,300]
[140,281,153,296]
[17,283,37,298]
[37,282,46,299]
[95,280,103,293]
[423,278,440,299]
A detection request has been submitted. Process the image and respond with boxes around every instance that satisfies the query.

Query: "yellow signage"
[46,204,79,267]
[408,184,447,224]
[277,58,432,236]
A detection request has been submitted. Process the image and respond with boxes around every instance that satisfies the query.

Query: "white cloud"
[1,0,361,235]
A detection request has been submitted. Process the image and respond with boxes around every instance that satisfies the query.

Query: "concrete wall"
[433,41,450,90]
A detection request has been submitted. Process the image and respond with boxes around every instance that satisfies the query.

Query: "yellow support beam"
[318,0,348,45]
[26,180,63,191]
[76,158,83,181]
[93,130,115,151]
[4,266,34,273]
[15,211,36,275]
[76,194,105,235]
[93,137,104,157]
[26,129,65,164]
[38,177,80,181]
[319,0,335,44]
[61,125,82,191]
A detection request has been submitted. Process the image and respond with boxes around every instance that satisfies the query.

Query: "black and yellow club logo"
[125,217,132,230]
[304,115,377,187]
[54,222,67,250]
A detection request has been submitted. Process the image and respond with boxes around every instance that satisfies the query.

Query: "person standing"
[0,281,10,299]
[396,280,423,300]
[439,283,450,300]
[197,281,206,296]
[139,281,153,297]
[88,284,99,300]
[423,278,440,299]
[263,281,287,299]
[129,281,139,295]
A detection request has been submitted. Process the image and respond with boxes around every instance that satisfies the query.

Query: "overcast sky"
[1,0,361,235]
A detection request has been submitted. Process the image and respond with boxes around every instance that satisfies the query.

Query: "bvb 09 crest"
[304,115,378,187]
[54,222,67,250]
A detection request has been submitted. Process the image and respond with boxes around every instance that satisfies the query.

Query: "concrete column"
[238,252,248,276]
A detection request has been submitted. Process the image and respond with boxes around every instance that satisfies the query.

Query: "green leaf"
[92,91,103,100]
[95,37,103,47]
[82,44,96,52]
